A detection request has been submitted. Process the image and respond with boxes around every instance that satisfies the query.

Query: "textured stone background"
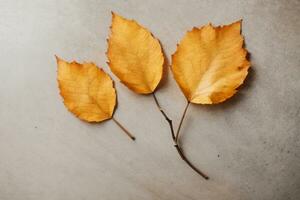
[0,0,299,199]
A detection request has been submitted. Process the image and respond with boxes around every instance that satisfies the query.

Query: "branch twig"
[152,92,209,180]
[152,93,175,141]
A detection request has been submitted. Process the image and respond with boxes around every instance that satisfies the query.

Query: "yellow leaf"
[107,12,164,94]
[171,21,250,104]
[56,57,116,122]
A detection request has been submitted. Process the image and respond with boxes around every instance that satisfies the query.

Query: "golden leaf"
[56,57,116,122]
[171,21,250,104]
[107,12,164,94]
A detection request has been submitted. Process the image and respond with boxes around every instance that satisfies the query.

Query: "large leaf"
[172,21,250,104]
[107,12,164,94]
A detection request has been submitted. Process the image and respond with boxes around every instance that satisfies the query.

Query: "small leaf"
[107,12,164,94]
[171,20,250,104]
[56,57,116,122]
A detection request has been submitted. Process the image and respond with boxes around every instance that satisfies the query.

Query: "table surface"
[1,0,300,199]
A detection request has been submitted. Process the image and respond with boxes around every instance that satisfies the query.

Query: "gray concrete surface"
[0,0,299,199]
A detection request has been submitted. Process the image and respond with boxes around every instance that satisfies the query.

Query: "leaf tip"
[111,10,116,17]
[233,19,243,27]
[55,55,61,63]
[111,11,121,20]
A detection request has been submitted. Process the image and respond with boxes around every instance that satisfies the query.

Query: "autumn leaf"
[166,20,251,179]
[107,12,164,94]
[56,56,135,140]
[56,57,116,122]
[171,20,250,104]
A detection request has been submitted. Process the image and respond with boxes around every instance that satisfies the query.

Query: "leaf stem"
[152,92,209,180]
[175,101,190,142]
[112,117,135,141]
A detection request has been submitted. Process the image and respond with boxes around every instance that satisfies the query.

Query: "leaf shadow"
[112,79,119,116]
[155,41,170,91]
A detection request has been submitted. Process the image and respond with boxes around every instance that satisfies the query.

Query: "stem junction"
[152,93,209,180]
